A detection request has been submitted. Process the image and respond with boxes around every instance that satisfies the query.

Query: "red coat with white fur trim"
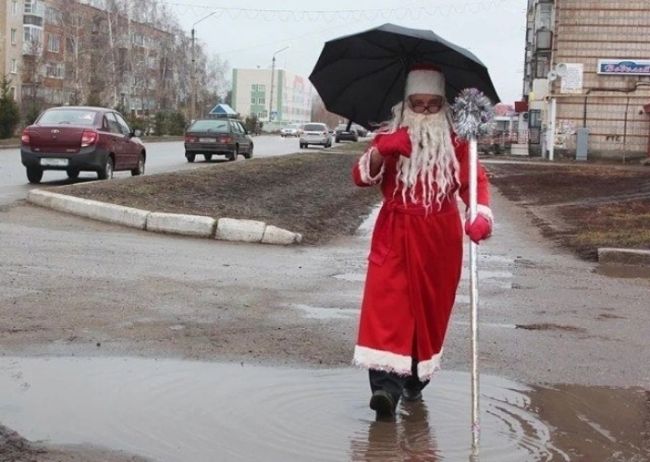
[351,133,491,381]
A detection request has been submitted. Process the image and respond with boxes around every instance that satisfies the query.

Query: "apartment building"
[231,67,313,128]
[1,0,185,115]
[523,0,650,159]
[0,0,24,101]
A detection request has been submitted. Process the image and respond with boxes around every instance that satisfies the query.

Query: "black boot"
[369,390,397,421]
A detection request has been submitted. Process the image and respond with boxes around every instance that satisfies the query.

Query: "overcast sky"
[166,0,526,104]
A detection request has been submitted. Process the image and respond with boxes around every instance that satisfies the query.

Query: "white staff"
[452,88,494,459]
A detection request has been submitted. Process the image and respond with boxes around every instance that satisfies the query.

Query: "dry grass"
[487,162,650,260]
[52,150,650,257]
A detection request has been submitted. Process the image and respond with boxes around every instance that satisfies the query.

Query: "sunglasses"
[408,96,445,113]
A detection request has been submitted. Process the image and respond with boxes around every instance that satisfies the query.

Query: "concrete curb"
[28,189,149,229]
[27,189,303,245]
[147,212,216,237]
[598,247,650,266]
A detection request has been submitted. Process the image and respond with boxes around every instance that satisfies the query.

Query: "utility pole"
[191,27,195,123]
[268,46,289,124]
[190,12,217,123]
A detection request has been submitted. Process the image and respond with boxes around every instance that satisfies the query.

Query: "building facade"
[0,0,193,117]
[231,67,312,128]
[523,0,650,159]
[0,0,24,101]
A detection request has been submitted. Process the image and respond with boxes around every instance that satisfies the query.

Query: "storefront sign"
[597,59,650,76]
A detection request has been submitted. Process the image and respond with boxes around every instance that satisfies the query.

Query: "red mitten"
[373,127,412,158]
[465,213,492,244]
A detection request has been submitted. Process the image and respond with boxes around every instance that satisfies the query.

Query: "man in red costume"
[352,64,493,420]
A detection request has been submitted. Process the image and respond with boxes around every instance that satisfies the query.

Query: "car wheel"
[228,146,238,161]
[66,169,80,180]
[243,144,253,159]
[26,167,43,184]
[186,152,195,163]
[98,156,114,180]
[204,154,213,162]
[131,153,145,176]
[335,138,340,143]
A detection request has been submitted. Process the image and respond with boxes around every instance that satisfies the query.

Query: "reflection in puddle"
[0,357,646,462]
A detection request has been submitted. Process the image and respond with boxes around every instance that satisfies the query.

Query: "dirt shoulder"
[485,160,650,260]
[55,151,380,244]
[52,149,649,257]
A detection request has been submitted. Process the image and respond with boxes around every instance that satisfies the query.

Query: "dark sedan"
[20,106,145,184]
[334,124,359,143]
[184,118,254,162]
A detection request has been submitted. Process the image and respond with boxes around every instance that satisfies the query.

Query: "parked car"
[20,106,145,184]
[352,124,368,137]
[280,123,303,137]
[334,123,359,143]
[299,123,332,148]
[184,118,254,162]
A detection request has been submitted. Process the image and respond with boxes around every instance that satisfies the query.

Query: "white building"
[231,67,313,128]
[0,0,26,102]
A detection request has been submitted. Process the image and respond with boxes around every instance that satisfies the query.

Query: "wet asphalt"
[0,139,649,460]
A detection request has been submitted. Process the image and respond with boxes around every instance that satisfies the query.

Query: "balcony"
[535,28,552,51]
[22,25,43,56]
[23,0,44,27]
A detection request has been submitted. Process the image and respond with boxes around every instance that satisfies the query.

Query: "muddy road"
[1,189,648,461]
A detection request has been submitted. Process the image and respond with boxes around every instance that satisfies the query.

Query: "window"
[10,59,18,74]
[48,35,60,53]
[11,29,17,45]
[38,109,97,126]
[24,0,41,14]
[258,97,265,104]
[23,26,43,50]
[11,0,18,15]
[45,6,63,25]
[113,112,131,135]
[9,87,16,101]
[45,63,64,79]
[105,113,123,134]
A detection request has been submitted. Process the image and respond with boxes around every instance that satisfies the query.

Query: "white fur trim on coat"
[353,345,412,376]
[357,147,384,185]
[406,69,445,97]
[353,345,443,381]
[417,351,443,382]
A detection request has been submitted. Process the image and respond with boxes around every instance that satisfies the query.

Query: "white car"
[280,123,303,137]
[299,123,332,148]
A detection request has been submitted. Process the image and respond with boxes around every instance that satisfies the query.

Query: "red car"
[20,106,146,184]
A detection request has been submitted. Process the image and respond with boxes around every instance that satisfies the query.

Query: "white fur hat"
[405,64,446,97]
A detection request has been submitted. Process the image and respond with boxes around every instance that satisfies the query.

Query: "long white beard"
[386,104,459,209]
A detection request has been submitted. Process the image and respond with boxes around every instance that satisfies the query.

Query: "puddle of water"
[1,357,645,462]
[290,304,359,320]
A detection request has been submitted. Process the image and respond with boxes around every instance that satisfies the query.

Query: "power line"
[163,0,521,23]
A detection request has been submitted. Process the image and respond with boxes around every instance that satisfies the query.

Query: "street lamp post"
[268,46,289,124]
[190,11,217,123]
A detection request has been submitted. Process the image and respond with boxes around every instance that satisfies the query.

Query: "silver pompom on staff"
[452,88,494,459]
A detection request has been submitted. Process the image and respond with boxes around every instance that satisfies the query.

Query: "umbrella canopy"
[309,23,500,130]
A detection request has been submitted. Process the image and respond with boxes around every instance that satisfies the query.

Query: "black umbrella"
[309,23,500,130]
